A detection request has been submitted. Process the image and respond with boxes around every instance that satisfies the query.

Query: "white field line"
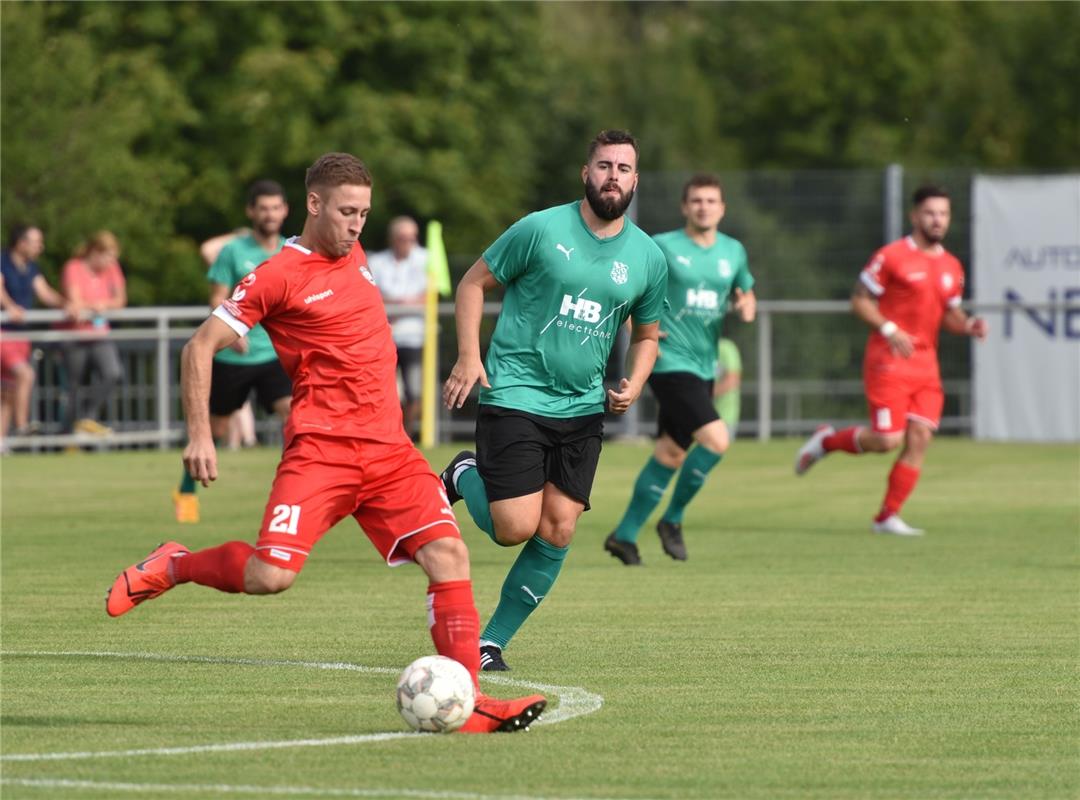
[0,777,659,800]
[0,650,602,764]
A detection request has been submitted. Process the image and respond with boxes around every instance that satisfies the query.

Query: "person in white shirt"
[368,216,428,439]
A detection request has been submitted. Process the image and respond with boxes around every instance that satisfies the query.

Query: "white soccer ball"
[396,655,475,733]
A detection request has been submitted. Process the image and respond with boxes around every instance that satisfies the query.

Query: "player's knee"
[905,425,933,452]
[875,432,904,452]
[243,560,296,594]
[536,524,574,548]
[413,536,470,581]
[494,520,537,546]
[695,423,729,454]
[654,438,686,468]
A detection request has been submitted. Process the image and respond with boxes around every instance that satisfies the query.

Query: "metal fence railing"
[4,299,1064,453]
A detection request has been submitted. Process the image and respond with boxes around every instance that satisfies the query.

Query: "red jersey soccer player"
[794,185,988,536]
[105,153,544,733]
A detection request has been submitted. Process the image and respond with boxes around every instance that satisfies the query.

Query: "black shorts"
[396,346,422,404]
[475,404,604,509]
[648,371,718,450]
[209,359,292,417]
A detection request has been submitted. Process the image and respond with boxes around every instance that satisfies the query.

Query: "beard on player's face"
[584,177,634,221]
[919,222,947,244]
[253,218,281,238]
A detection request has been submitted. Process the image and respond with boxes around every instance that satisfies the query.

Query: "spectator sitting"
[1,224,71,447]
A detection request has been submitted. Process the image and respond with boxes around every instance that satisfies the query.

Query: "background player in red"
[794,185,988,536]
[105,152,544,733]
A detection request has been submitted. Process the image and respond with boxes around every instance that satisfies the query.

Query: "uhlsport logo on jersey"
[610,261,629,285]
[359,264,376,285]
[718,259,732,279]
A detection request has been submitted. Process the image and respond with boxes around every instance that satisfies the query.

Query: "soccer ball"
[396,655,475,733]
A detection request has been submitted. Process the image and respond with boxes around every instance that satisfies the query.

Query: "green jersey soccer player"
[441,129,668,671]
[605,174,756,566]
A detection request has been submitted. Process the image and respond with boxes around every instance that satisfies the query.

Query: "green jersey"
[480,201,668,417]
[208,234,285,365]
[652,229,753,380]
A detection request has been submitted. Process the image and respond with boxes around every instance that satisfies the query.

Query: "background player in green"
[441,129,668,671]
[173,180,292,522]
[605,174,756,566]
[714,337,743,433]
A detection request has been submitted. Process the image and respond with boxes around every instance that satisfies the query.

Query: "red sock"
[875,461,920,522]
[172,541,254,593]
[427,580,481,693]
[823,426,862,454]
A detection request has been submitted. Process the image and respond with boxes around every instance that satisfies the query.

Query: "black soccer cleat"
[439,450,476,506]
[479,644,511,672]
[604,532,642,566]
[656,520,688,561]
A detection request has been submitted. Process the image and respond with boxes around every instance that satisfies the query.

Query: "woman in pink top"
[61,231,127,435]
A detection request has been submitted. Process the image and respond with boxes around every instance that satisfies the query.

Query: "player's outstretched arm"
[608,319,659,415]
[181,315,240,486]
[851,281,914,358]
[444,258,500,410]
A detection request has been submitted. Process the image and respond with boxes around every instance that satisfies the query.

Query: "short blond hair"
[76,230,120,259]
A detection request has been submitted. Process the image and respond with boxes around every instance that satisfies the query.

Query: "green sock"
[614,456,676,543]
[179,470,197,494]
[457,466,496,541]
[481,535,568,649]
[661,446,723,525]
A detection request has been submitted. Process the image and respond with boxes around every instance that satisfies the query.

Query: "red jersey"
[213,238,408,446]
[859,236,965,376]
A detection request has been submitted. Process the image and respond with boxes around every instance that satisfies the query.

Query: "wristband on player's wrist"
[879,320,898,338]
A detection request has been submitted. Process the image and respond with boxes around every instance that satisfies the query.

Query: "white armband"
[879,320,898,338]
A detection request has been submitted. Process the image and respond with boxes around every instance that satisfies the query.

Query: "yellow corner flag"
[420,221,452,448]
[425,220,452,296]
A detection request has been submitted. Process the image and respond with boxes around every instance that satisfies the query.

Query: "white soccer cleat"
[794,425,834,475]
[872,515,924,537]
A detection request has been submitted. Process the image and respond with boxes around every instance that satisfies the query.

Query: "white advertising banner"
[972,175,1080,441]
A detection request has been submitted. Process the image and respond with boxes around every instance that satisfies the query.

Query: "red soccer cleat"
[458,692,547,734]
[105,541,189,618]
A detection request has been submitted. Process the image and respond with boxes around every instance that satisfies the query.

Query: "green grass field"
[1,439,1077,799]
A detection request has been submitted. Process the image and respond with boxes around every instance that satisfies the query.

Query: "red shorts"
[0,339,31,383]
[254,434,460,572]
[864,365,943,434]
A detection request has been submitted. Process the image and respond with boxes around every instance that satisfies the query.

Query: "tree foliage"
[2,1,1076,302]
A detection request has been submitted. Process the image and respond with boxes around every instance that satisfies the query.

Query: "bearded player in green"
[441,130,668,671]
[604,174,756,566]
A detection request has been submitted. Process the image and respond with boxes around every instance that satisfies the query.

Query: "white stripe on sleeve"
[212,305,251,337]
[859,271,884,296]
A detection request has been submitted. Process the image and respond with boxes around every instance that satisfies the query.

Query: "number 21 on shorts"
[269,504,301,535]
